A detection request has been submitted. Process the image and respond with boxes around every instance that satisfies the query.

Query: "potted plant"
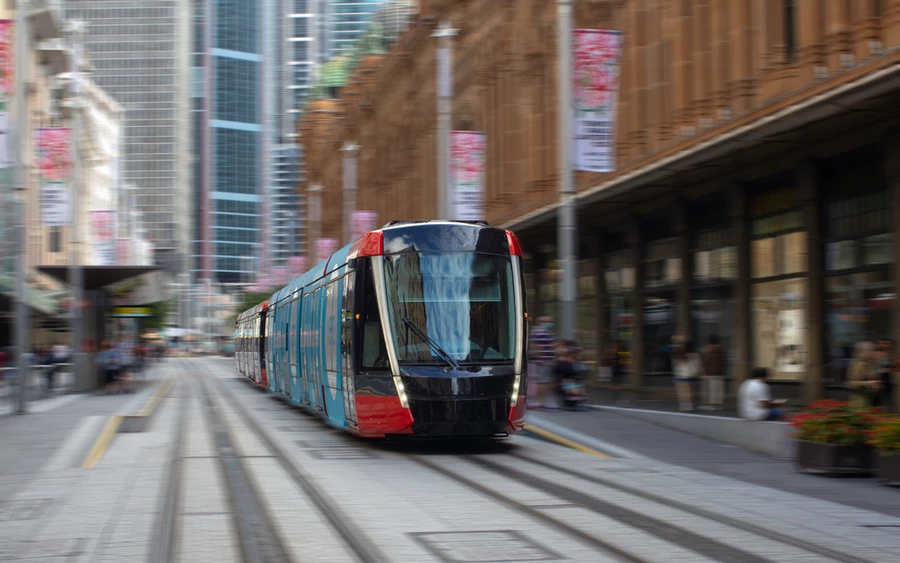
[791,400,879,476]
[866,416,900,484]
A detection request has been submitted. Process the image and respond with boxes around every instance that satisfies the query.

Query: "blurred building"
[192,0,268,285]
[64,1,192,277]
[317,0,388,62]
[299,0,900,409]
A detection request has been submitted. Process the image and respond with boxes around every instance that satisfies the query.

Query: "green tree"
[140,299,173,332]
[235,289,281,318]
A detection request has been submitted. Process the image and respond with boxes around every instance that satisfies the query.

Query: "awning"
[37,265,160,291]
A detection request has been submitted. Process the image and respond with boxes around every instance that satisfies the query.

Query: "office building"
[64,0,192,275]
[192,0,267,285]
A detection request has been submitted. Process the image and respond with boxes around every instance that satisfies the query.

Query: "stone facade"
[300,0,900,253]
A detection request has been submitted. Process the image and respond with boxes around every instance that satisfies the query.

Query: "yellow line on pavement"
[137,377,175,417]
[524,424,611,459]
[81,416,123,469]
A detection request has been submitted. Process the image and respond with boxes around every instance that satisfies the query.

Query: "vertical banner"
[449,131,486,221]
[573,29,622,173]
[38,128,73,225]
[315,238,339,263]
[117,237,131,265]
[90,211,116,265]
[350,210,379,241]
[0,20,12,170]
[289,255,306,276]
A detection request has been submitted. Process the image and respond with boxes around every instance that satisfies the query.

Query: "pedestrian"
[700,335,725,411]
[738,367,787,421]
[528,316,556,410]
[849,341,880,407]
[875,339,896,412]
[673,340,702,412]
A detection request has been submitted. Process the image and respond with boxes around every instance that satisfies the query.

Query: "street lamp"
[557,0,577,342]
[432,21,457,220]
[308,184,323,262]
[341,142,359,245]
[12,0,30,413]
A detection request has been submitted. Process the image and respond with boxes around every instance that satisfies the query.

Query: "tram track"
[194,369,292,563]
[200,361,389,563]
[148,377,187,563]
[507,451,878,563]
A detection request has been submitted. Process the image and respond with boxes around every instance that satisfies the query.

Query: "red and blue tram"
[235,220,529,437]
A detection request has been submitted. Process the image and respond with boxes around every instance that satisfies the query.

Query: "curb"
[523,412,648,460]
[119,377,176,433]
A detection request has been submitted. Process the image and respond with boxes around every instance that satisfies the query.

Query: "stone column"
[800,162,824,405]
[732,184,751,393]
[592,231,606,370]
[629,219,644,389]
[675,203,693,345]
[886,135,900,413]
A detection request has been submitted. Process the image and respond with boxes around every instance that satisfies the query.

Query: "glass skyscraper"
[193,0,266,285]
[64,1,192,274]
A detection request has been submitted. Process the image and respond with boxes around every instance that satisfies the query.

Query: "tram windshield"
[382,252,517,365]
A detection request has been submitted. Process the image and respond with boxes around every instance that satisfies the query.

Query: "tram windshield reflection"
[382,252,516,365]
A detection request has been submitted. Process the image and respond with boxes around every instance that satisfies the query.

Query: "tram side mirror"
[348,258,358,269]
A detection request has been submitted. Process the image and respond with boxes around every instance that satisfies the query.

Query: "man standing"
[528,316,556,409]
[738,367,785,421]
[700,335,725,411]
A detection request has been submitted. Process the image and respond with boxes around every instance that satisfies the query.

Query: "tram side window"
[360,264,389,371]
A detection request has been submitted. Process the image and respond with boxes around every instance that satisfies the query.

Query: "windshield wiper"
[401,316,459,370]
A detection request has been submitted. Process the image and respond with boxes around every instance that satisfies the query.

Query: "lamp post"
[341,142,359,245]
[432,21,457,220]
[13,0,30,413]
[557,0,577,342]
[66,19,87,391]
[308,184,323,262]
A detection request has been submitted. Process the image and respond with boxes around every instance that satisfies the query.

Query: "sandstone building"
[299,0,900,407]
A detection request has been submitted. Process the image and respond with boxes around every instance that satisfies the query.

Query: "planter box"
[796,440,874,476]
[876,452,900,484]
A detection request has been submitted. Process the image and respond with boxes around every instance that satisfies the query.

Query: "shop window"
[692,226,737,376]
[49,226,61,253]
[822,155,891,385]
[603,251,634,361]
[642,239,680,380]
[750,184,808,381]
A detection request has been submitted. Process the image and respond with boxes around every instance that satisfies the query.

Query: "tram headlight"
[393,376,409,408]
[510,374,522,407]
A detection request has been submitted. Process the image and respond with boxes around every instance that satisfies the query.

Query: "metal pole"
[433,22,457,220]
[14,0,30,413]
[309,184,322,262]
[342,142,358,245]
[557,0,577,342]
[68,21,86,391]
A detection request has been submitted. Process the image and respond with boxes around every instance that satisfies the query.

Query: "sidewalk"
[0,361,171,500]
[526,408,900,518]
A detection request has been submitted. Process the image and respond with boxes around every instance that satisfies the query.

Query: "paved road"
[531,407,900,518]
[1,356,899,562]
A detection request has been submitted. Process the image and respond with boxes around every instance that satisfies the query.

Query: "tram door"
[341,269,357,427]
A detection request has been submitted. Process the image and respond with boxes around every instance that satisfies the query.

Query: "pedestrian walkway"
[527,408,900,518]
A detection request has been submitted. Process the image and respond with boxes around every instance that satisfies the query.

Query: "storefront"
[642,218,681,386]
[822,148,893,387]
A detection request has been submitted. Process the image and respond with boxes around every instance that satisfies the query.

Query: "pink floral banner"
[350,210,379,241]
[90,211,117,266]
[0,20,13,170]
[573,29,622,173]
[38,128,73,226]
[450,131,486,221]
[316,238,339,263]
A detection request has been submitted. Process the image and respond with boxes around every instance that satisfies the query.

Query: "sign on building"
[37,128,73,225]
[0,20,13,171]
[573,29,622,173]
[449,131,486,221]
[350,210,379,241]
[316,238,339,263]
[90,210,116,265]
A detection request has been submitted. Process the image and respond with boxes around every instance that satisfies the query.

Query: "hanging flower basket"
[867,416,900,485]
[791,400,880,476]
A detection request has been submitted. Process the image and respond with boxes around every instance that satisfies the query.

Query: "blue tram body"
[235,221,529,437]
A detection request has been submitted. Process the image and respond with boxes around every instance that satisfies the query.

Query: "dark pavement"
[538,406,900,518]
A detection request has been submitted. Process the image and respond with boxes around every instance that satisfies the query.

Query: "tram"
[235,220,528,437]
